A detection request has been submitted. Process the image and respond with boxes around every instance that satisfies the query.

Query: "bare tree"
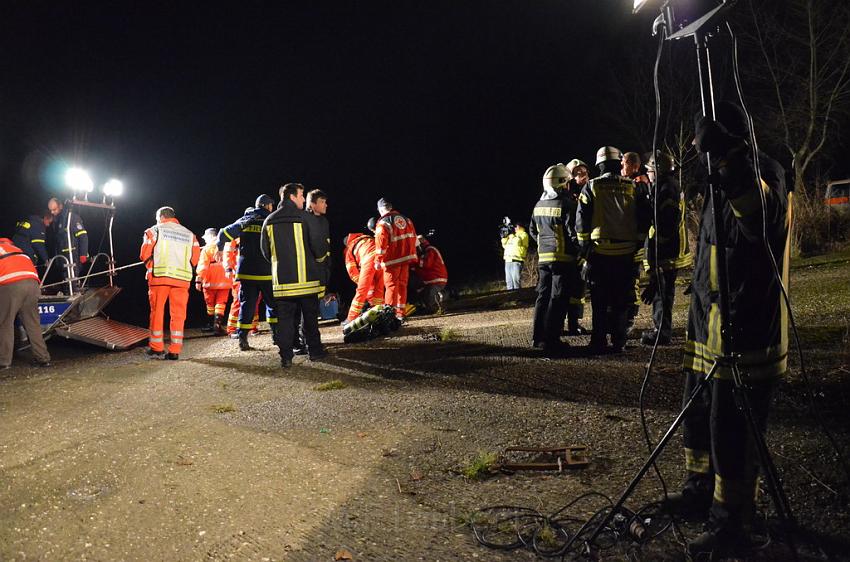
[743,0,850,194]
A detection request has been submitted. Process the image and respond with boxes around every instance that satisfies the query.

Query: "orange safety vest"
[0,238,39,286]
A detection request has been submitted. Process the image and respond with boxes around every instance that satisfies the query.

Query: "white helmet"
[565,159,588,175]
[595,146,622,165]
[542,163,571,192]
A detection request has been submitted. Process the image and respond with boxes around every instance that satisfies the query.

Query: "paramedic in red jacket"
[374,198,417,320]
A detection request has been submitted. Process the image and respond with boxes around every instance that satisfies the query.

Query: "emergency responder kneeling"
[140,206,200,360]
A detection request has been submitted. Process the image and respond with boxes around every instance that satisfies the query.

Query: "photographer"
[500,217,527,290]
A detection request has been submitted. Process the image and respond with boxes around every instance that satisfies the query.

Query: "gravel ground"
[1,281,848,561]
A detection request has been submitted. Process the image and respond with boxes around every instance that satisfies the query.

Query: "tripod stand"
[581,3,800,558]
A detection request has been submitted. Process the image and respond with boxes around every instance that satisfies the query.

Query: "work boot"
[238,336,252,351]
[213,314,225,336]
[661,480,713,522]
[566,322,588,336]
[641,330,671,346]
[309,348,328,361]
[145,348,164,360]
[542,340,570,358]
[293,346,308,356]
[280,357,293,369]
[688,524,751,558]
[165,353,179,360]
[201,316,215,333]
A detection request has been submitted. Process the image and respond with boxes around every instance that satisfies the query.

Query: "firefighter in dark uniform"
[564,159,590,335]
[665,102,790,557]
[218,194,278,351]
[641,151,692,346]
[529,163,578,357]
[576,147,650,353]
[48,197,89,285]
[12,212,53,266]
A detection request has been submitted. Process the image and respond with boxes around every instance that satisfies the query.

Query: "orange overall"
[140,218,200,354]
[196,242,232,317]
[343,233,385,322]
[374,211,417,319]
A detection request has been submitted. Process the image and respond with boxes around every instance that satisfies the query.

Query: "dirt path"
[1,289,849,561]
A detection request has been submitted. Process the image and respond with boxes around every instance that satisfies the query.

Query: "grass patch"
[439,327,460,342]
[314,380,347,391]
[210,403,236,414]
[461,451,498,480]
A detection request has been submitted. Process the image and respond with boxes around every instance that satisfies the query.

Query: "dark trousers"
[238,280,276,338]
[274,296,323,361]
[567,264,585,328]
[682,370,775,528]
[587,253,634,348]
[651,268,678,340]
[532,261,573,347]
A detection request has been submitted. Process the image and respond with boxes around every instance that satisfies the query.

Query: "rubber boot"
[201,316,215,333]
[213,314,225,336]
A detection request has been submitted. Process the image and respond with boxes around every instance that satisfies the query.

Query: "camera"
[499,216,515,238]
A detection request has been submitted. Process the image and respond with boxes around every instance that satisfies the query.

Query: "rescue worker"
[576,147,650,353]
[374,198,417,321]
[564,159,590,335]
[12,212,53,266]
[411,235,448,314]
[501,222,528,290]
[260,183,328,368]
[343,232,385,323]
[218,195,277,351]
[622,152,651,335]
[640,151,692,346]
[0,237,51,369]
[529,164,578,357]
[48,197,89,288]
[140,206,200,360]
[196,228,231,335]
[223,229,260,337]
[666,103,790,557]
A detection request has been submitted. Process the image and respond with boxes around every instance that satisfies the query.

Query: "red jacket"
[0,238,39,286]
[374,210,417,267]
[415,240,448,285]
[197,242,232,290]
[344,233,378,282]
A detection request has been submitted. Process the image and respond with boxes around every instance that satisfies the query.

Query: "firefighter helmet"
[542,163,571,192]
[646,151,674,175]
[595,146,622,165]
[565,159,588,175]
[255,194,274,208]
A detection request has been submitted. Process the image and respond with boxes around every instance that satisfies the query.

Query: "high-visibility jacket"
[501,230,529,262]
[415,240,448,285]
[576,172,650,256]
[645,173,693,272]
[260,199,328,298]
[52,206,89,260]
[344,234,376,282]
[197,242,232,290]
[12,215,49,265]
[0,238,39,286]
[529,189,578,264]
[217,207,272,282]
[684,146,790,381]
[223,238,239,279]
[374,210,417,268]
[140,218,200,288]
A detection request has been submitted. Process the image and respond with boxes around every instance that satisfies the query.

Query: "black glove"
[640,275,658,305]
[694,117,738,156]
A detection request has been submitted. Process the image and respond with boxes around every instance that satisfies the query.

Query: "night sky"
[0,1,790,324]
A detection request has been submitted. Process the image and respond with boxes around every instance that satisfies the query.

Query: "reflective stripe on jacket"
[140,218,200,288]
[684,147,789,380]
[576,173,649,256]
[374,210,417,267]
[344,233,374,283]
[416,243,448,285]
[12,215,49,265]
[261,199,328,298]
[645,174,692,271]
[529,192,577,264]
[0,238,39,285]
[501,230,528,262]
[218,207,272,281]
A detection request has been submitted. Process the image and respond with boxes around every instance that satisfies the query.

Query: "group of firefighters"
[501,146,692,357]
[500,103,792,556]
[1,101,792,556]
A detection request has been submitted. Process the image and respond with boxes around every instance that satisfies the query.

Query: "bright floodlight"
[103,179,124,197]
[65,167,94,192]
